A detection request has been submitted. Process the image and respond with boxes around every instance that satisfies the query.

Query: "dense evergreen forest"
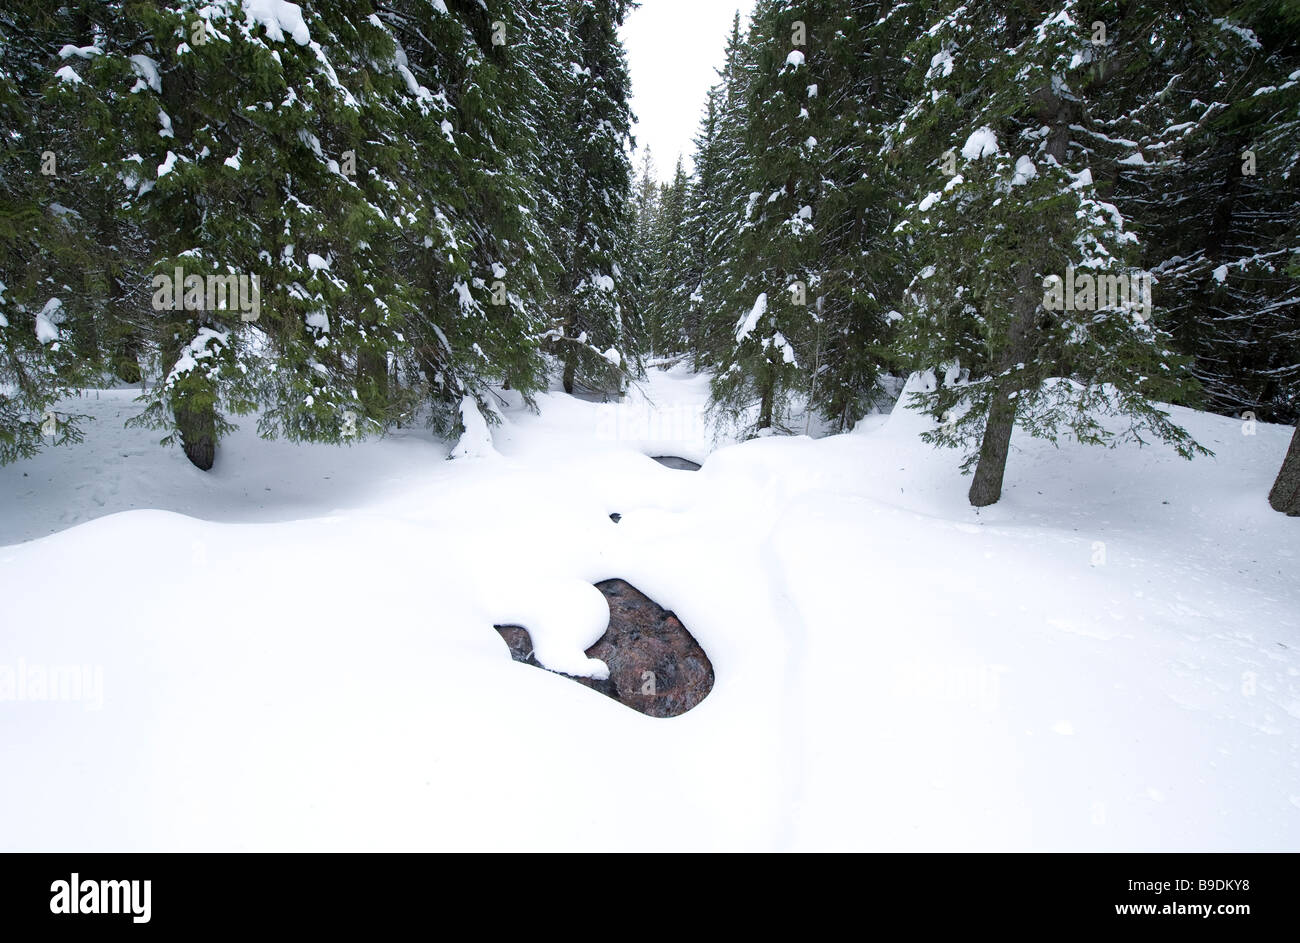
[2,0,1298,510]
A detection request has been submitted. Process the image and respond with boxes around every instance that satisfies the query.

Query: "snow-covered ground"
[2,366,1297,850]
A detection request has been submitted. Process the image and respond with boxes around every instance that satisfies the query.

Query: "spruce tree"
[648,157,691,357]
[710,0,823,435]
[790,1,907,431]
[889,0,1208,506]
[0,1,97,462]
[682,86,724,369]
[693,11,757,372]
[626,148,660,356]
[1100,1,1300,426]
[547,0,637,396]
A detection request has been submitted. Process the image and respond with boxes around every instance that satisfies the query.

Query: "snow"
[961,126,999,160]
[453,280,475,312]
[771,332,796,365]
[242,0,311,46]
[1011,155,1038,186]
[928,48,954,79]
[448,395,496,462]
[156,151,178,177]
[306,253,330,271]
[1,366,1298,851]
[128,55,162,94]
[164,328,227,387]
[394,58,434,109]
[58,44,100,60]
[1212,264,1229,284]
[735,292,767,342]
[54,66,82,86]
[1215,18,1261,50]
[34,298,63,344]
[784,50,805,69]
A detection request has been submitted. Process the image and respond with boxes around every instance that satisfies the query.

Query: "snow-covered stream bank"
[1,366,1297,850]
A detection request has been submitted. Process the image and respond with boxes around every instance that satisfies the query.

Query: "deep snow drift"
[1,366,1297,850]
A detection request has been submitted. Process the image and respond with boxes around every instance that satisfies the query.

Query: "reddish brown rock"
[493,579,713,718]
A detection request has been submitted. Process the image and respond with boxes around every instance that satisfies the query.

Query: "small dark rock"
[651,455,701,471]
[493,579,713,718]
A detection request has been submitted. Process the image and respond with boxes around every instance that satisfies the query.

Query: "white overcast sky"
[620,0,757,183]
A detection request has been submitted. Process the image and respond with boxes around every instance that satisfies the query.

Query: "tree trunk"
[175,395,216,471]
[562,352,576,395]
[966,81,1072,508]
[758,375,773,430]
[1268,425,1300,515]
[968,386,1016,507]
[357,348,388,406]
[114,333,142,385]
[969,268,1040,507]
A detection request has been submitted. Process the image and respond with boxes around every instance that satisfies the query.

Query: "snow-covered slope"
[1,367,1297,850]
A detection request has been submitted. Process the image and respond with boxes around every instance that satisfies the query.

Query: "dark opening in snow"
[569,383,624,404]
[494,579,713,718]
[651,455,701,471]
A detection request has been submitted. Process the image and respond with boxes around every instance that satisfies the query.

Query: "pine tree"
[626,148,660,356]
[682,86,723,368]
[710,0,824,435]
[547,0,637,396]
[378,0,558,435]
[1235,0,1300,513]
[0,1,97,463]
[789,1,909,431]
[890,0,1208,506]
[692,12,757,372]
[1100,0,1300,427]
[648,157,691,357]
[697,2,907,434]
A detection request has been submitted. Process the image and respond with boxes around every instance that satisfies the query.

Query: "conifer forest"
[1,1,1299,861]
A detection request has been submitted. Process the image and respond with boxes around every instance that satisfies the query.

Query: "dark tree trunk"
[1268,425,1300,516]
[74,310,99,368]
[969,386,1017,507]
[562,353,576,395]
[965,77,1074,507]
[758,375,773,430]
[357,348,388,405]
[162,327,217,471]
[114,333,142,385]
[175,396,216,471]
[968,272,1039,507]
